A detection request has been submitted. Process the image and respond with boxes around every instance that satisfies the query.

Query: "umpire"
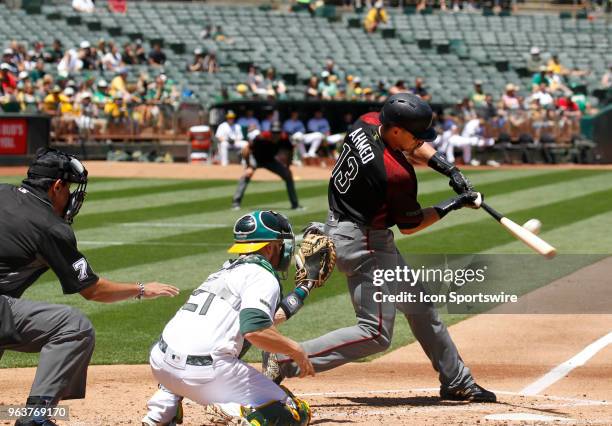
[231,122,302,210]
[0,148,179,426]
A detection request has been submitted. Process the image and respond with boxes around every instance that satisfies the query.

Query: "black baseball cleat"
[440,382,497,403]
[15,419,58,426]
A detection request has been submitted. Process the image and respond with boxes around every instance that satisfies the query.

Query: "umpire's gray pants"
[279,219,473,389]
[0,296,95,402]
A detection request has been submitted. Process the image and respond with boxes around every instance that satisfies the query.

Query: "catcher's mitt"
[295,234,336,290]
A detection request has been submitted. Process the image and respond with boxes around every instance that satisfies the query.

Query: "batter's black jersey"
[328,112,423,229]
[0,183,98,298]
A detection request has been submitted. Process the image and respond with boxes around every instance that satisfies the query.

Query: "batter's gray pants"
[278,219,473,389]
[0,296,95,402]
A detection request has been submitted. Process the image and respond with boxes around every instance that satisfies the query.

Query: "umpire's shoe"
[262,351,283,385]
[440,382,497,403]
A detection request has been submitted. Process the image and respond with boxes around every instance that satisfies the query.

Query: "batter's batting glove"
[301,221,326,237]
[434,191,483,218]
[449,168,474,195]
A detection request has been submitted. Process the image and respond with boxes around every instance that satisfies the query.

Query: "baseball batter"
[265,93,496,402]
[142,210,335,426]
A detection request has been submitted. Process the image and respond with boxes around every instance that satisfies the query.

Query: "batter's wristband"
[427,152,456,177]
[279,291,304,320]
[433,196,461,218]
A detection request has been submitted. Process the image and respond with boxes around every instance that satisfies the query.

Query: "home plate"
[485,413,575,423]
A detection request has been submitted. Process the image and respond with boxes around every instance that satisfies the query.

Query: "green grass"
[1,169,611,368]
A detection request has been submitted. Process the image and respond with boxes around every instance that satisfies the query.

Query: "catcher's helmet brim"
[228,241,270,254]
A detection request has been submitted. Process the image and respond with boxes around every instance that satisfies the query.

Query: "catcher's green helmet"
[228,210,295,272]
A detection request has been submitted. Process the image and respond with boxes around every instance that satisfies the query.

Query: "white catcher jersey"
[161,256,281,358]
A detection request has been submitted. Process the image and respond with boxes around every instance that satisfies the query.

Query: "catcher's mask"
[26,148,88,224]
[229,210,295,276]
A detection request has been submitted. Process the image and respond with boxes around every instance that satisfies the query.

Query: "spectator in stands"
[376,80,389,101]
[233,84,249,100]
[46,39,63,64]
[318,71,338,100]
[104,92,130,129]
[527,46,544,74]
[263,67,286,99]
[135,40,147,64]
[110,67,128,96]
[247,65,267,97]
[0,63,17,94]
[532,66,552,88]
[72,0,95,13]
[93,79,110,106]
[364,1,388,33]
[389,79,408,95]
[470,80,486,108]
[529,83,554,109]
[457,97,476,120]
[57,49,83,75]
[348,76,362,100]
[122,42,137,65]
[215,110,248,166]
[188,48,206,72]
[148,42,166,67]
[324,59,337,78]
[556,94,579,114]
[78,41,97,70]
[29,58,47,82]
[203,50,219,74]
[411,77,431,102]
[601,64,611,88]
[500,83,521,110]
[305,75,319,99]
[16,80,39,112]
[478,94,498,120]
[102,42,122,72]
[547,54,566,76]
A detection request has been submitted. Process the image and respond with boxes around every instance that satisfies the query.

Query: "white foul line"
[520,331,612,396]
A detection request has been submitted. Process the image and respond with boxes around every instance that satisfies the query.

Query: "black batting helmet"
[379,93,437,142]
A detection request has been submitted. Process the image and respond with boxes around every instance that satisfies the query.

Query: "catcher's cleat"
[440,382,497,403]
[262,351,283,385]
[141,398,183,426]
[15,419,58,426]
[204,404,249,425]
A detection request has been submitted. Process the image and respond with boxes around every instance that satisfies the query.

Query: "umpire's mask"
[26,148,88,224]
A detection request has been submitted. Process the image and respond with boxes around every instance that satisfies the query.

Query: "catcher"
[142,210,336,426]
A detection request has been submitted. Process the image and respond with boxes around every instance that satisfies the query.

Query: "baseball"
[522,218,542,235]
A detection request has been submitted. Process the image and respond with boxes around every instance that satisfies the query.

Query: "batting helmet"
[228,210,295,273]
[379,93,437,142]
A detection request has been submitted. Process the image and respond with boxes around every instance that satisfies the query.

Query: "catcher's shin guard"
[243,386,311,426]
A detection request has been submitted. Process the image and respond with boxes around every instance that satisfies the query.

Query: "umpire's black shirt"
[0,183,98,298]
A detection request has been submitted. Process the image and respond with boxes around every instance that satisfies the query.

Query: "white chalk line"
[79,241,230,247]
[118,222,228,228]
[520,331,612,396]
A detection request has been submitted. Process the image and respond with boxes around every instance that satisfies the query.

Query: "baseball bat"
[481,201,557,259]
